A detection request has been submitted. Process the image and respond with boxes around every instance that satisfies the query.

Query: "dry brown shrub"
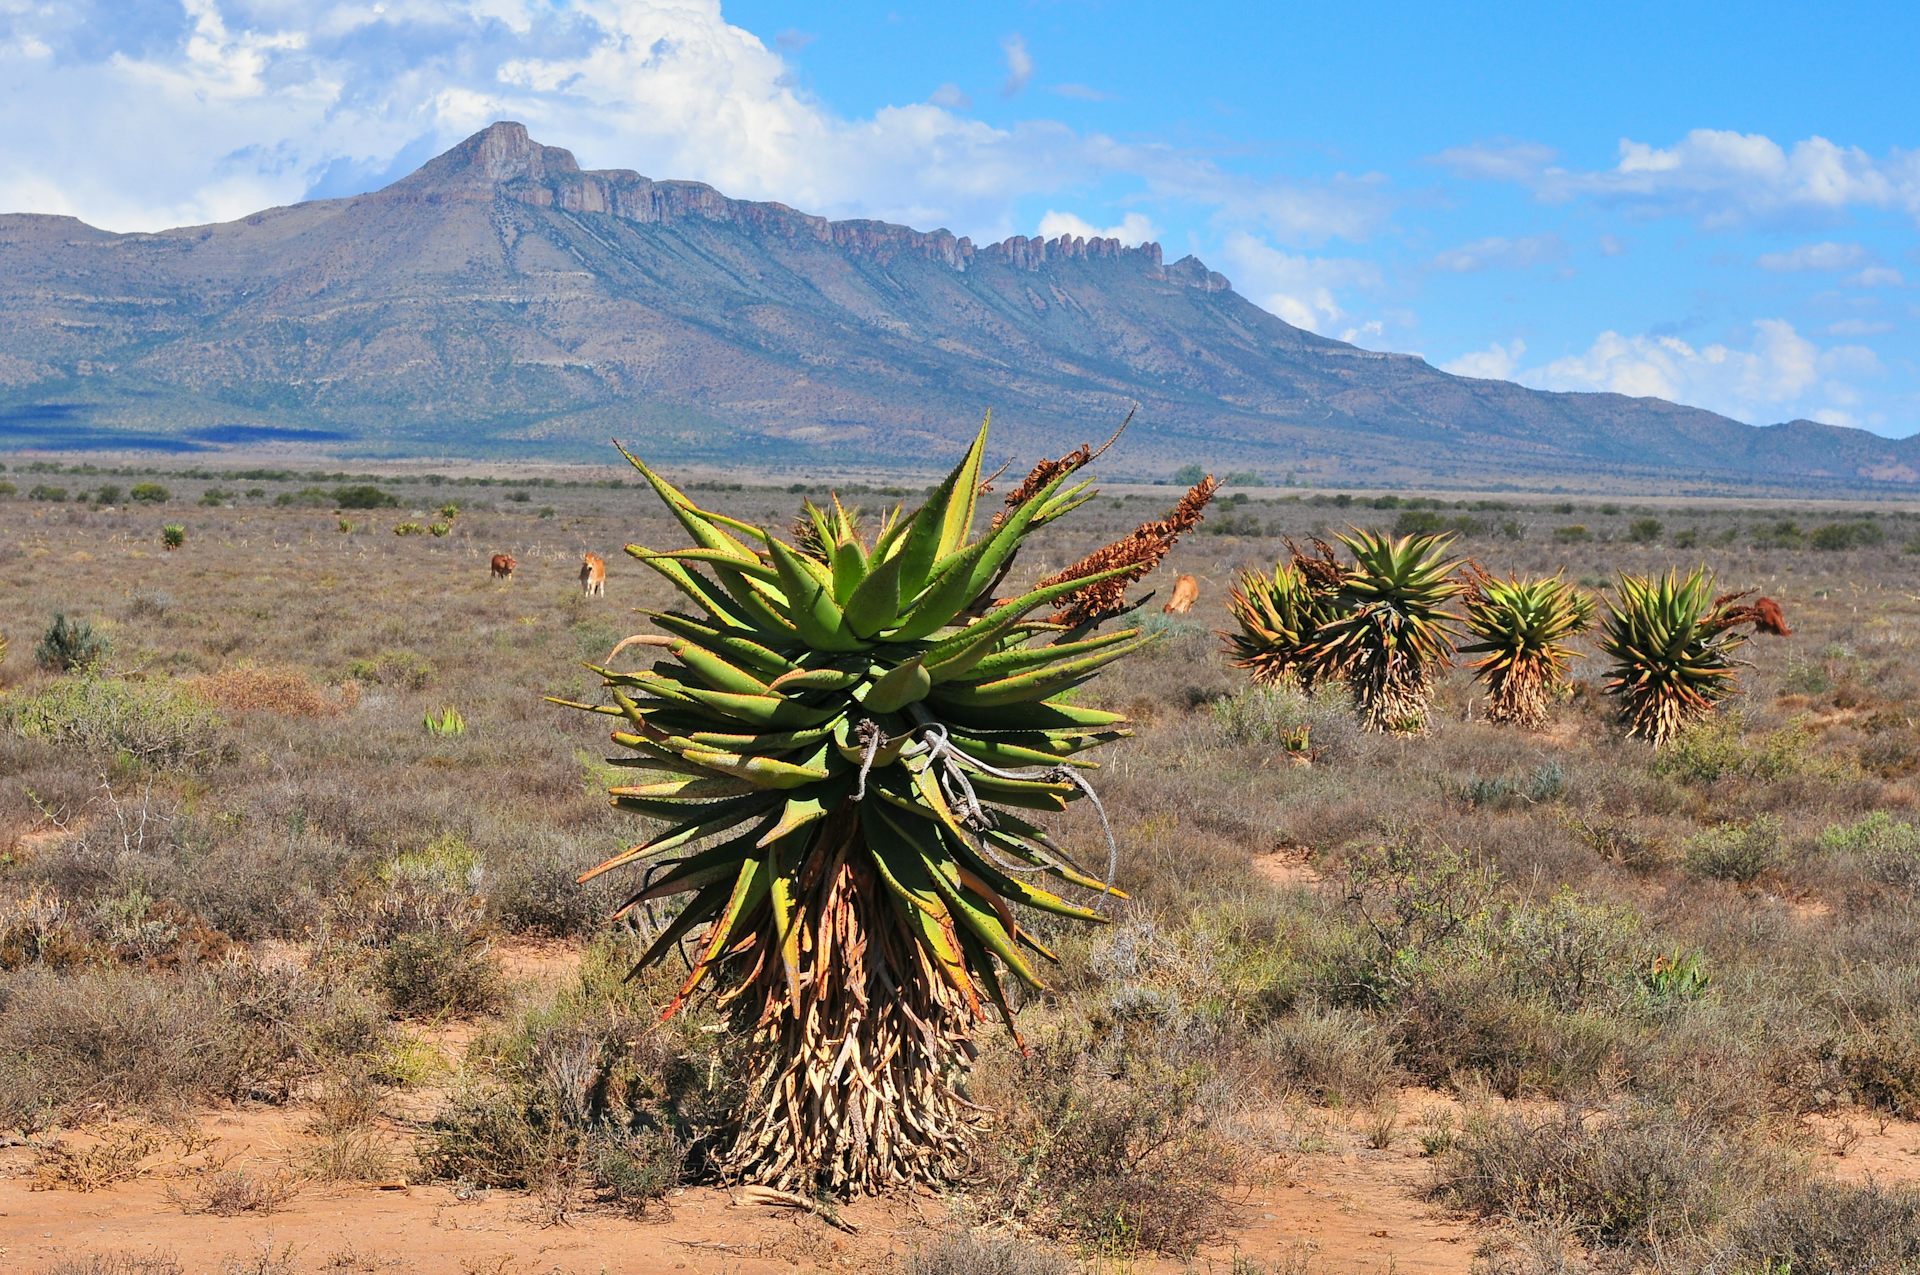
[973,1026,1236,1257]
[193,666,358,718]
[31,1125,163,1191]
[166,1164,304,1216]
[40,1255,187,1275]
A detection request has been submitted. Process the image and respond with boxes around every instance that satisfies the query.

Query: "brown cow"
[1753,596,1792,637]
[580,552,607,597]
[1163,574,1200,615]
[489,553,516,581]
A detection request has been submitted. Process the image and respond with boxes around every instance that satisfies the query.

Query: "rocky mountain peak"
[5,123,1908,487]
[394,121,582,192]
[379,124,1227,287]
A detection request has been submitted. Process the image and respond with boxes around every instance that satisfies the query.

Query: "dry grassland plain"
[4,461,1920,1274]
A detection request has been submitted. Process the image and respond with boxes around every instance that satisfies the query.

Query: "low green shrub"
[1819,811,1920,891]
[1656,716,1822,786]
[35,613,108,672]
[1682,815,1787,884]
[344,649,433,689]
[420,937,721,1208]
[374,929,503,1018]
[361,835,501,1018]
[332,484,399,510]
[7,675,226,767]
[1809,519,1885,551]
[974,1024,1233,1257]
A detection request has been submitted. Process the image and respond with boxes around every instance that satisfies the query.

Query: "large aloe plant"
[1302,530,1464,733]
[1223,560,1341,690]
[1460,571,1594,728]
[1599,568,1771,745]
[560,420,1208,1193]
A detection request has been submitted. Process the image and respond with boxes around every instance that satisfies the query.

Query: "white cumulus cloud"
[1757,241,1869,271]
[0,0,1392,251]
[1035,209,1158,245]
[1219,231,1382,335]
[1440,339,1527,380]
[1442,128,1920,229]
[1523,319,1880,425]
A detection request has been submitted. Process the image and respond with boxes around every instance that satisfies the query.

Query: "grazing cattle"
[1164,574,1200,615]
[1753,596,1792,637]
[490,553,516,581]
[580,552,607,597]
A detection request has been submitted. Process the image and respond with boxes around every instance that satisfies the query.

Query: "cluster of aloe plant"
[1225,530,1464,733]
[1225,540,1784,742]
[562,419,1206,1193]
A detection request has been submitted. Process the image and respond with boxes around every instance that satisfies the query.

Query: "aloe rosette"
[560,420,1192,1194]
[1599,568,1751,745]
[1302,529,1464,733]
[1223,558,1342,691]
[1460,572,1593,728]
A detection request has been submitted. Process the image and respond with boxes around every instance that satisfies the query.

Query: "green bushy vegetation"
[6,675,226,767]
[34,613,108,671]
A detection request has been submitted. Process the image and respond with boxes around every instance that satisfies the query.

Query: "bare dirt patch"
[0,1094,1496,1274]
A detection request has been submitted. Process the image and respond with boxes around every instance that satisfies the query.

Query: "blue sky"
[1,1,1914,435]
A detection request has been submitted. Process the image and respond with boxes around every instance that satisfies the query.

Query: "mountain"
[0,121,1913,489]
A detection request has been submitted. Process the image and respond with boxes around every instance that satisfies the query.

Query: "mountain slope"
[0,121,1912,487]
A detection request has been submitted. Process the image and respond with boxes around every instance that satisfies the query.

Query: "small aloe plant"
[1223,550,1343,691]
[423,705,466,737]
